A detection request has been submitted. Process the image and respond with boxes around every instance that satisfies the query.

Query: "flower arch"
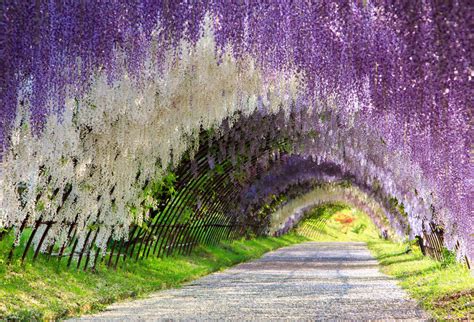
[0,1,471,266]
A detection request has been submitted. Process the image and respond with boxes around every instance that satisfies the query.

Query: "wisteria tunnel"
[0,0,472,280]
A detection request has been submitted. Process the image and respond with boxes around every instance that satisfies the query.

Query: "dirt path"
[75,242,428,321]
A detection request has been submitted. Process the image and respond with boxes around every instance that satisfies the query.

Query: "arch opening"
[0,2,471,268]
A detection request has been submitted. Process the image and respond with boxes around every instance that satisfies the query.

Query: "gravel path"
[75,242,429,321]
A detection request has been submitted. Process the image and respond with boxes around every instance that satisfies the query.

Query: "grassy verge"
[2,203,472,320]
[296,203,474,320]
[0,234,307,320]
[367,240,473,320]
[295,203,381,242]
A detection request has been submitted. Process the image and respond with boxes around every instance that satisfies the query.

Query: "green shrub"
[351,223,366,234]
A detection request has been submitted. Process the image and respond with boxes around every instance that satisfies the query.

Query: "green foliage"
[296,203,379,242]
[214,164,225,175]
[441,248,457,267]
[255,194,288,224]
[35,201,45,212]
[338,180,352,188]
[351,223,366,234]
[388,197,408,218]
[86,223,100,231]
[142,171,177,201]
[318,112,329,122]
[278,141,292,153]
[178,207,194,223]
[306,129,319,139]
[129,170,179,223]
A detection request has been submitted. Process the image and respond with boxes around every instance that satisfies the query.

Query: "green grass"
[1,203,472,320]
[0,234,307,320]
[367,240,474,320]
[295,203,381,242]
[296,203,474,320]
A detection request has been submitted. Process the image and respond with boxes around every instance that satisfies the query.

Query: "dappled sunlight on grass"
[1,202,472,320]
[296,203,380,243]
[367,239,473,320]
[0,234,307,320]
[295,203,474,320]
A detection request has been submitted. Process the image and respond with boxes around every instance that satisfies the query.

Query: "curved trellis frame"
[0,1,471,272]
[2,109,468,269]
[3,111,302,268]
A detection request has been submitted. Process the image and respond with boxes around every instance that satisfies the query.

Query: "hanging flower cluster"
[0,2,471,262]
